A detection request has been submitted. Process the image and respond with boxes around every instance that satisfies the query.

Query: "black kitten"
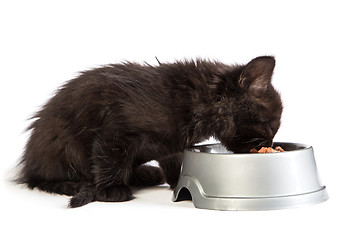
[17,56,283,207]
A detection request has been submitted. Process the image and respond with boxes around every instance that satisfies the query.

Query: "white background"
[1,0,359,239]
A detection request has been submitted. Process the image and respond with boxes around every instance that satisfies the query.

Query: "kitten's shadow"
[131,185,194,209]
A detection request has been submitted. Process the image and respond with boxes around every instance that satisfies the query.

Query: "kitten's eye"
[258,118,269,124]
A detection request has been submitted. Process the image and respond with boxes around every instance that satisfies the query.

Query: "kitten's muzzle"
[250,138,273,150]
[229,138,273,153]
[261,139,274,148]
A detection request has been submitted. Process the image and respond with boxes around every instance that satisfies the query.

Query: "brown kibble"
[250,148,258,153]
[266,147,276,153]
[258,147,268,153]
[250,146,285,153]
[275,146,285,152]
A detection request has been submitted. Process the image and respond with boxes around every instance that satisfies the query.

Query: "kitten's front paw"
[167,178,179,190]
[169,184,177,190]
[95,185,134,202]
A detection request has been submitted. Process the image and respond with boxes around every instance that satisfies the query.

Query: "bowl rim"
[188,142,313,156]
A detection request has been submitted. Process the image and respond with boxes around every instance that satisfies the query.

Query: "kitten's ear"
[239,56,275,93]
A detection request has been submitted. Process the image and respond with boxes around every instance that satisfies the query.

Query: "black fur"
[17,56,283,207]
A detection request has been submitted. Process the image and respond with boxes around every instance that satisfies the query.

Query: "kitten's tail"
[68,184,95,208]
[17,173,95,208]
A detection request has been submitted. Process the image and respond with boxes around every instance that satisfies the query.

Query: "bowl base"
[173,176,329,211]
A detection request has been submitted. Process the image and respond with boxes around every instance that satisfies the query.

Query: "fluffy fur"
[17,56,283,208]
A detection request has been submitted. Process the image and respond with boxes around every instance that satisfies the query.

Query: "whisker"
[255,139,272,148]
[238,138,264,144]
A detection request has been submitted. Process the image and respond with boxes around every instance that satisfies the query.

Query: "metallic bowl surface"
[172,142,328,211]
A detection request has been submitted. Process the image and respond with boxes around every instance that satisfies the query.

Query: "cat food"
[250,146,285,153]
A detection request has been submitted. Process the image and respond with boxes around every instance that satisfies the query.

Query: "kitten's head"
[220,56,283,153]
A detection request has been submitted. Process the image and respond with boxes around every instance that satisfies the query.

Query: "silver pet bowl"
[172,142,328,211]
